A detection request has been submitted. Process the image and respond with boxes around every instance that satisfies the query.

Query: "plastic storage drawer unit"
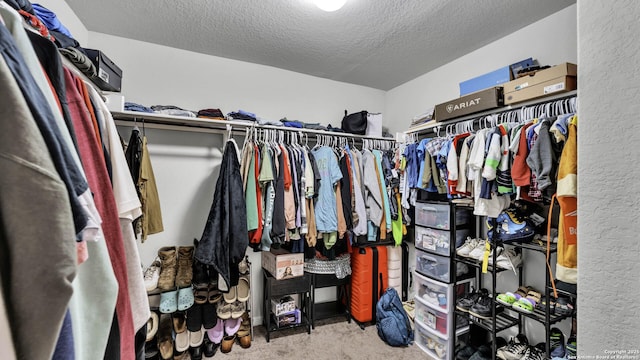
[414,202,450,229]
[415,249,451,283]
[415,226,470,256]
[413,271,452,313]
[414,319,448,359]
[414,202,472,230]
[415,298,450,338]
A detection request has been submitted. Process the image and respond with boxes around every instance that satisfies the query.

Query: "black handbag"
[341,110,368,135]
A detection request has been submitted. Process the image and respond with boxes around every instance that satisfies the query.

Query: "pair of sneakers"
[456,237,482,258]
[456,288,494,319]
[497,334,529,360]
[457,238,522,274]
[457,238,496,262]
[549,328,577,360]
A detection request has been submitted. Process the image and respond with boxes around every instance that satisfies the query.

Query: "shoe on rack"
[494,210,536,243]
[521,346,545,360]
[496,286,531,307]
[238,256,250,275]
[493,248,522,274]
[512,289,541,314]
[230,301,246,319]
[497,334,529,360]
[146,311,159,342]
[456,237,479,257]
[550,327,566,358]
[566,336,577,360]
[456,288,488,313]
[189,325,205,348]
[190,345,203,360]
[144,258,162,292]
[220,335,236,354]
[202,331,219,358]
[216,302,233,320]
[469,292,493,319]
[157,247,177,292]
[554,296,574,316]
[468,240,489,261]
[145,336,159,359]
[236,312,252,349]
[176,246,195,288]
[157,315,174,360]
[236,276,250,303]
[224,317,242,336]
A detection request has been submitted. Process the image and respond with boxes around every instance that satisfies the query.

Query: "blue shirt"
[311,146,342,232]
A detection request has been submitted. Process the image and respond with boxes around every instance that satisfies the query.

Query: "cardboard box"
[459,66,511,97]
[503,62,577,104]
[459,58,534,96]
[435,87,504,122]
[104,93,124,112]
[84,48,123,92]
[274,308,301,328]
[261,248,304,280]
[271,295,299,316]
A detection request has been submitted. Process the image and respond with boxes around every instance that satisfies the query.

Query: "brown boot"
[176,246,194,288]
[157,246,177,291]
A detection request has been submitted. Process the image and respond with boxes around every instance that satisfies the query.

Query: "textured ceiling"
[64,0,575,90]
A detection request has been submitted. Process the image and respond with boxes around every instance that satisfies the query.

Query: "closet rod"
[406,89,577,135]
[111,110,392,141]
[114,120,228,136]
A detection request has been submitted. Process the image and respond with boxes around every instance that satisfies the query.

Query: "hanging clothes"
[259,144,276,251]
[87,84,150,337]
[195,140,248,292]
[0,55,76,360]
[65,68,137,360]
[311,146,343,233]
[555,117,578,284]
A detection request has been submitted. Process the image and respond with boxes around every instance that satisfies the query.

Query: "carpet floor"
[215,317,427,360]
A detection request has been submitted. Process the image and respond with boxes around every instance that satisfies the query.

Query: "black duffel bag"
[341,110,368,135]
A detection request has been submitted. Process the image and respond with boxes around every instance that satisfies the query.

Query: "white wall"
[578,0,640,354]
[88,32,385,126]
[33,0,89,45]
[384,4,577,135]
[89,32,385,324]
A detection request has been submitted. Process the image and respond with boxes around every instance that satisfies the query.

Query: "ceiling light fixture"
[314,0,347,12]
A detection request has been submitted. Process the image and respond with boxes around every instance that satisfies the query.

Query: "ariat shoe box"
[435,87,504,122]
[504,62,577,104]
[261,248,304,280]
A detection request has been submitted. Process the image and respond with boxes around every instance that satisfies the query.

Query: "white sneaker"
[144,258,162,292]
[495,248,522,274]
[456,237,478,257]
[468,240,488,260]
